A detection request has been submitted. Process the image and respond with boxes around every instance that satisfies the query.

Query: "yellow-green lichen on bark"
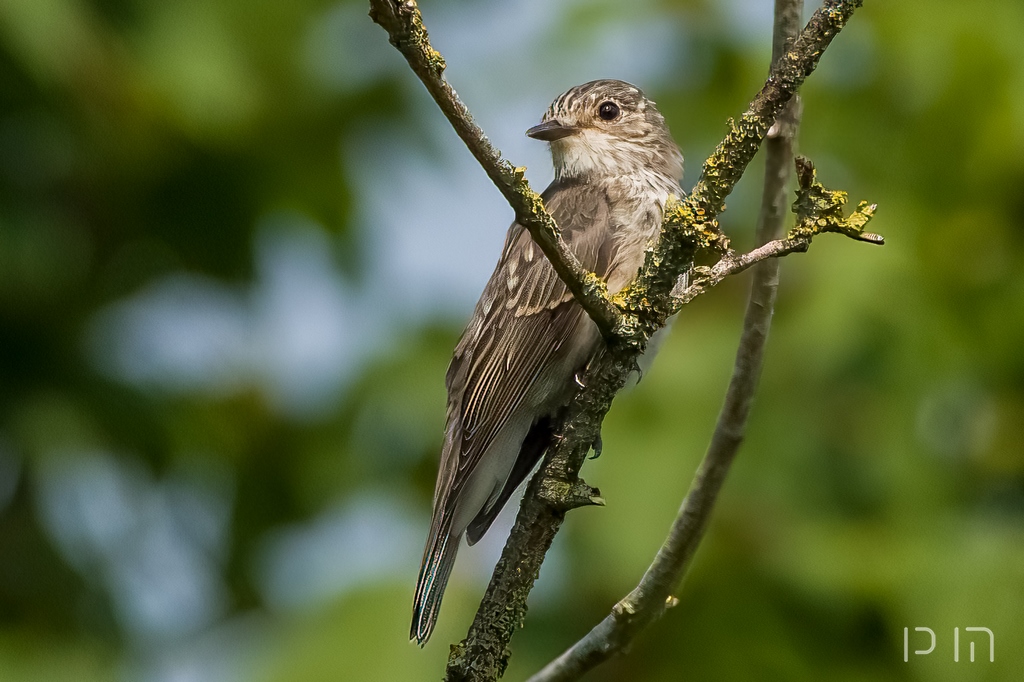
[579,271,610,300]
[618,193,731,338]
[790,157,883,244]
[691,113,772,213]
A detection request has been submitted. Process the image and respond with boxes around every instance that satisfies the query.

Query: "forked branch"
[368,1,879,681]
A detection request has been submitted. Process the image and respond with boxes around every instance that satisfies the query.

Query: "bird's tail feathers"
[411,527,461,645]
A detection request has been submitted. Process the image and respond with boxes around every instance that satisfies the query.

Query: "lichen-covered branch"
[445,161,878,682]
[671,163,882,311]
[369,0,877,680]
[622,0,867,330]
[367,0,623,338]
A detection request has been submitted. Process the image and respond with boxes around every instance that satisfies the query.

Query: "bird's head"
[527,79,683,184]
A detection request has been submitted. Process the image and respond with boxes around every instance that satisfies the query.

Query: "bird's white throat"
[551,129,681,204]
[551,129,637,179]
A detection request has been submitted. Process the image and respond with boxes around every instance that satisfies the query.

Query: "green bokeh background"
[0,0,1021,680]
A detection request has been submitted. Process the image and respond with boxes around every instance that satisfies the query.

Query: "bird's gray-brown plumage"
[412,79,684,644]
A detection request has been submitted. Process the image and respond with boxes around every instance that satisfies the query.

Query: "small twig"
[791,156,883,244]
[368,0,623,338]
[624,0,867,319]
[672,177,881,311]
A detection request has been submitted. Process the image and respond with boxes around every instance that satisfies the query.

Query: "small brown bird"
[411,79,684,644]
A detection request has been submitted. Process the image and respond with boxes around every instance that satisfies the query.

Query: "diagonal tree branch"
[368,1,876,680]
[368,0,624,339]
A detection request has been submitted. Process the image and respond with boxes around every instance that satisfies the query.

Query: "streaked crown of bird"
[412,79,684,645]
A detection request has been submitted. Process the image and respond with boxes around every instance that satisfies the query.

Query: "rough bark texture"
[368,1,878,680]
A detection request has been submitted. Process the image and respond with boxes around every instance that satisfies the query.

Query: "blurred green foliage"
[0,0,1022,680]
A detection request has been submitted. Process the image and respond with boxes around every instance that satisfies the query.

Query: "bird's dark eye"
[598,101,620,121]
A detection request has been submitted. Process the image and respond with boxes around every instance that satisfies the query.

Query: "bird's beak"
[526,120,578,141]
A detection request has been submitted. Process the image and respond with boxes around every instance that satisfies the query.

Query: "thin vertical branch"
[525,2,806,680]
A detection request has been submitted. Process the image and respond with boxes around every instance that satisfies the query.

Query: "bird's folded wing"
[437,182,616,510]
